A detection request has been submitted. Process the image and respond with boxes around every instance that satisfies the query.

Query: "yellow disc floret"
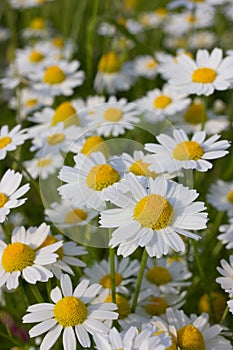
[227,190,233,204]
[105,293,131,319]
[0,136,11,149]
[29,17,45,30]
[81,136,110,158]
[100,273,123,289]
[2,242,35,272]
[153,95,172,109]
[0,193,8,208]
[47,133,65,145]
[145,297,168,316]
[134,194,173,230]
[198,291,226,322]
[129,159,157,179]
[51,102,79,127]
[37,158,52,168]
[177,325,206,350]
[25,99,38,107]
[65,209,88,224]
[86,164,120,191]
[146,266,172,285]
[192,68,217,83]
[54,296,87,327]
[29,50,44,63]
[98,52,121,73]
[173,141,204,161]
[52,37,64,48]
[183,102,208,125]
[146,59,158,69]
[43,66,66,85]
[104,108,123,122]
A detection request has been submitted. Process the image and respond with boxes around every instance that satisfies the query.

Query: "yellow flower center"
[98,52,121,73]
[37,158,52,168]
[146,266,172,285]
[86,164,120,191]
[154,8,168,17]
[146,59,158,69]
[153,95,172,109]
[25,98,38,107]
[81,136,110,158]
[227,190,233,204]
[154,331,177,350]
[2,242,35,272]
[38,235,64,259]
[51,102,79,127]
[198,291,226,322]
[192,0,205,2]
[29,50,44,63]
[134,194,173,230]
[173,141,204,161]
[0,136,11,149]
[0,193,8,208]
[187,15,197,23]
[183,103,208,125]
[145,297,168,316]
[177,325,206,350]
[105,293,131,319]
[46,133,65,145]
[100,273,123,289]
[43,66,66,85]
[54,296,87,327]
[52,37,64,48]
[65,209,88,224]
[104,108,123,122]
[129,159,157,179]
[29,18,45,30]
[192,68,217,83]
[167,256,183,264]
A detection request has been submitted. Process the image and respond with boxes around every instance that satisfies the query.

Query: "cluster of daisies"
[0,0,233,349]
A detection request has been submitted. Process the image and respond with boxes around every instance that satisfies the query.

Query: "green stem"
[86,0,99,84]
[0,331,21,346]
[220,304,229,324]
[131,249,148,313]
[109,228,116,304]
[30,284,44,303]
[201,98,207,131]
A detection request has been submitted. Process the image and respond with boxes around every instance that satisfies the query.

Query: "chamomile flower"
[45,200,98,228]
[137,84,191,122]
[94,51,135,93]
[85,96,141,137]
[9,0,54,9]
[133,55,159,79]
[0,170,30,223]
[145,129,230,173]
[22,17,49,39]
[188,31,216,49]
[0,223,62,290]
[83,256,139,295]
[58,152,124,210]
[23,153,64,180]
[23,274,118,349]
[152,307,232,350]
[93,326,171,350]
[207,180,233,216]
[100,173,207,258]
[73,134,110,159]
[31,60,85,97]
[139,8,169,28]
[216,257,233,292]
[0,125,28,160]
[169,0,229,10]
[218,218,233,249]
[167,48,233,96]
[36,233,88,278]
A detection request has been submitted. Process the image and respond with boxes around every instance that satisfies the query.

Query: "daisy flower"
[83,256,140,295]
[188,31,216,49]
[94,51,135,93]
[0,125,28,160]
[139,8,169,28]
[133,55,159,79]
[227,299,233,315]
[85,96,141,137]
[167,48,233,96]
[145,129,230,173]
[9,0,54,9]
[218,218,233,249]
[93,326,171,350]
[22,17,49,39]
[58,152,124,210]
[23,274,118,349]
[0,223,62,290]
[207,180,233,216]
[23,153,64,180]
[169,0,229,9]
[73,134,110,159]
[36,233,88,279]
[216,257,233,292]
[100,173,207,258]
[45,200,98,228]
[152,307,232,350]
[0,169,30,223]
[31,60,85,97]
[137,84,191,122]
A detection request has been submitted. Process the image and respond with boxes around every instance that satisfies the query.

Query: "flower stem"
[201,97,207,131]
[30,284,44,303]
[131,248,148,313]
[109,245,116,304]
[220,304,229,324]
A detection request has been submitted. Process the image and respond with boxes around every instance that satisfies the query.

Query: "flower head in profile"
[0,223,61,290]
[100,173,207,258]
[145,129,230,173]
[23,274,118,349]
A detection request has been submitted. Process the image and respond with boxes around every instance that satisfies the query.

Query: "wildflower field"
[0,0,233,349]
